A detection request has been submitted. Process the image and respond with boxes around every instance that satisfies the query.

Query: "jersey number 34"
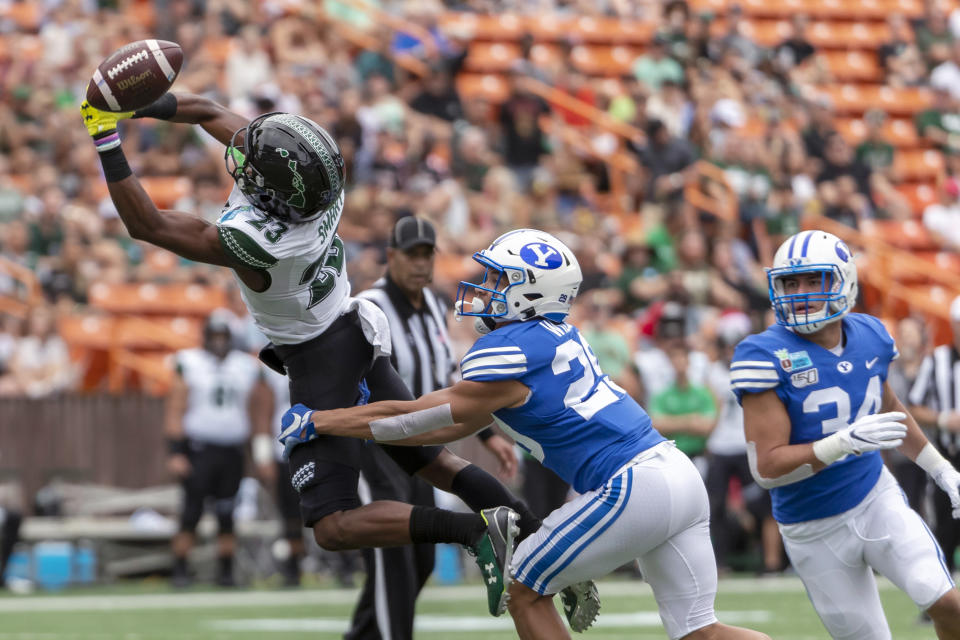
[803,375,882,434]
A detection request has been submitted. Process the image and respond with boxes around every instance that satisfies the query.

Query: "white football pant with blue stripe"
[779,467,955,640]
[510,441,720,640]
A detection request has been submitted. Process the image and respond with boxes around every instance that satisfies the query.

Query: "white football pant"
[510,441,720,640]
[780,467,955,640]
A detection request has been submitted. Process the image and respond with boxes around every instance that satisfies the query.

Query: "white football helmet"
[768,230,858,334]
[455,229,582,333]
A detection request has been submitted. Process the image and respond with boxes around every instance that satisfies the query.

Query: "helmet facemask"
[768,263,849,334]
[455,254,528,330]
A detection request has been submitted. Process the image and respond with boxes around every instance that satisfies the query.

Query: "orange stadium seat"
[835,118,920,148]
[140,176,192,210]
[2,2,40,30]
[456,74,509,103]
[530,44,563,68]
[88,283,227,316]
[439,13,525,41]
[820,85,933,115]
[861,219,939,250]
[569,45,639,76]
[821,51,883,82]
[202,37,234,65]
[465,42,522,73]
[896,182,937,214]
[892,149,944,181]
[524,14,576,42]
[564,16,655,45]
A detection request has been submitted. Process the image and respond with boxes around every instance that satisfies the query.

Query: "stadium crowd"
[2,0,960,577]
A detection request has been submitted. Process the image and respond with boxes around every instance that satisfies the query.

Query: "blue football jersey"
[731,313,900,524]
[461,320,665,493]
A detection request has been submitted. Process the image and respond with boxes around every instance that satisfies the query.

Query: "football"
[86,39,182,112]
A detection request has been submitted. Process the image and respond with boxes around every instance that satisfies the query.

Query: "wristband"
[812,433,846,466]
[477,427,496,442]
[132,93,178,120]
[938,411,950,429]
[167,438,188,456]
[98,146,132,182]
[252,434,274,466]
[916,442,951,476]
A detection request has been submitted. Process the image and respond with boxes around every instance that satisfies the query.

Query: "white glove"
[812,411,907,466]
[917,443,960,519]
[933,466,960,519]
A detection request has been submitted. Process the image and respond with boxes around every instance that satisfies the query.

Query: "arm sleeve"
[730,338,782,405]
[217,224,279,270]
[459,334,528,382]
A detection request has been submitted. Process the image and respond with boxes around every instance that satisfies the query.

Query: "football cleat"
[466,506,519,616]
[560,580,601,632]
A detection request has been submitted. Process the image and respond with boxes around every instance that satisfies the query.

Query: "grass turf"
[0,575,939,639]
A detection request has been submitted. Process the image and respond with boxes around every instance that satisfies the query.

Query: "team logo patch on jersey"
[774,348,813,372]
[519,243,563,269]
[837,361,853,374]
[790,368,819,388]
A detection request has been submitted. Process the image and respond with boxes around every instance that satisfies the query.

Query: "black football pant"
[269,310,441,640]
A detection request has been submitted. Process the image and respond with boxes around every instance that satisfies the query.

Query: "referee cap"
[390,216,436,251]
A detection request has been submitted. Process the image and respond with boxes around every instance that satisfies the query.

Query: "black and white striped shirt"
[358,277,455,398]
[909,344,960,455]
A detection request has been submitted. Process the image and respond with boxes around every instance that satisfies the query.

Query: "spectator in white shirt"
[923,177,960,250]
[9,305,73,398]
[931,40,960,102]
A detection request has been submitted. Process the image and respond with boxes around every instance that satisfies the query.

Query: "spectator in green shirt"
[855,109,896,175]
[649,344,717,465]
[915,85,960,155]
[632,33,684,92]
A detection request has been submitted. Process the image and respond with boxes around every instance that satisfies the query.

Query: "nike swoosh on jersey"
[865,357,878,369]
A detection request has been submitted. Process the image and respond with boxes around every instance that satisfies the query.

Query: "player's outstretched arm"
[159,93,250,147]
[280,379,529,450]
[81,101,265,286]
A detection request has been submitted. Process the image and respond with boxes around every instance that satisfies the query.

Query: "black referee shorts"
[179,440,244,534]
[270,310,443,527]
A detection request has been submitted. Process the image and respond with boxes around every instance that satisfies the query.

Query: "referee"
[349,216,517,640]
[908,295,960,573]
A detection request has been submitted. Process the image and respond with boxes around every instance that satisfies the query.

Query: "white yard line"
[0,575,899,613]
[207,611,773,632]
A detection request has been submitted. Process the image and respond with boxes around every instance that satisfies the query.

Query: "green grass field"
[0,576,940,640]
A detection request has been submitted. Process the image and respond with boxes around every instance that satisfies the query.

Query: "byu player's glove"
[812,411,907,466]
[931,465,960,519]
[80,100,133,152]
[278,403,316,460]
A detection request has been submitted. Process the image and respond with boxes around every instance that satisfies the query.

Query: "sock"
[0,511,22,576]
[410,506,486,546]
[450,464,542,541]
[284,553,301,578]
[217,555,233,578]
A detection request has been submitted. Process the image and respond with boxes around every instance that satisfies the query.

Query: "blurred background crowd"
[2,0,960,584]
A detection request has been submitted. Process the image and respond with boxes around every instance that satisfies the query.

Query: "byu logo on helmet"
[520,243,562,269]
[835,241,850,263]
